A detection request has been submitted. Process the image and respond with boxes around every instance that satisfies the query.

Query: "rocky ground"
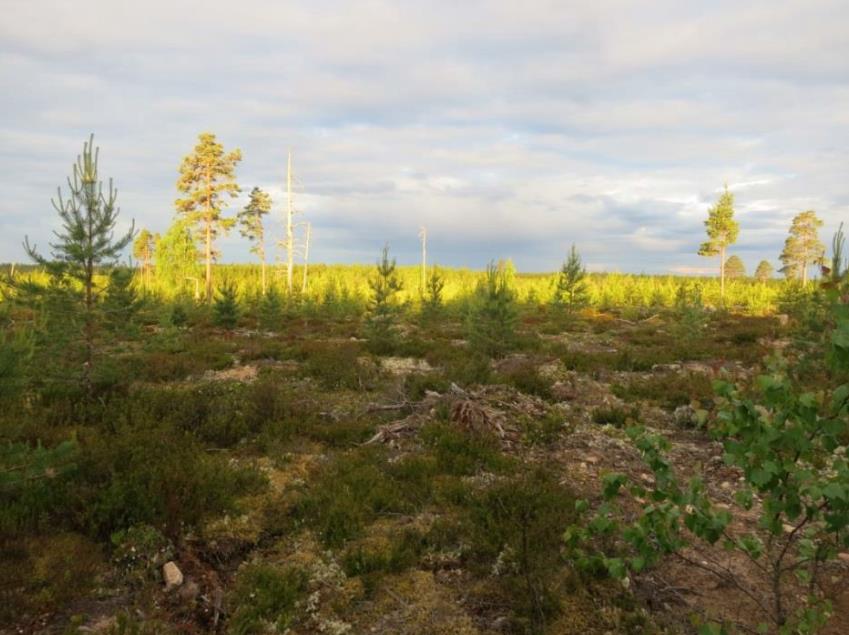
[5,310,849,634]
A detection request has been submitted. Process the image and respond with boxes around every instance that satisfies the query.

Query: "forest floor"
[4,307,849,634]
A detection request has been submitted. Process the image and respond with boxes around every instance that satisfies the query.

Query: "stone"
[776,314,790,327]
[163,561,184,591]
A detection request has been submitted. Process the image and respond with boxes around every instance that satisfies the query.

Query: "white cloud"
[1,0,848,272]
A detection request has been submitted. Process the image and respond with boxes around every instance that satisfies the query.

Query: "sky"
[1,0,848,273]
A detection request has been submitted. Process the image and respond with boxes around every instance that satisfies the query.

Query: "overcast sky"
[1,0,848,273]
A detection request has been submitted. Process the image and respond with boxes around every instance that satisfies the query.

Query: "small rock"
[838,552,849,564]
[776,314,790,327]
[163,561,184,591]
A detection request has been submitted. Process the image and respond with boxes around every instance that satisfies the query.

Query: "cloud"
[1,0,848,273]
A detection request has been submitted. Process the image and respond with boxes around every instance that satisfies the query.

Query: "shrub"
[464,468,576,632]
[0,440,78,534]
[420,422,511,476]
[228,563,308,635]
[611,372,714,411]
[591,405,637,427]
[292,448,413,548]
[77,424,266,538]
[498,359,553,399]
[299,341,373,391]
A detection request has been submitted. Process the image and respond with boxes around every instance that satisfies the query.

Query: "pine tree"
[212,280,240,329]
[552,244,589,313]
[467,261,518,358]
[23,134,134,396]
[779,211,825,285]
[422,266,445,318]
[103,267,141,330]
[754,260,774,282]
[175,132,241,302]
[155,219,200,296]
[724,255,746,279]
[365,245,403,354]
[698,185,739,300]
[238,187,271,295]
[258,286,283,330]
[133,228,156,294]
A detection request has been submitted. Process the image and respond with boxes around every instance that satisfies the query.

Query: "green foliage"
[698,185,739,258]
[779,210,825,284]
[498,359,553,399]
[364,245,403,354]
[755,260,774,282]
[237,187,271,255]
[103,267,141,329]
[612,372,714,411]
[228,563,307,635]
[257,285,283,330]
[552,245,589,313]
[155,219,200,295]
[175,132,242,301]
[420,421,511,476]
[23,134,135,300]
[110,524,174,587]
[292,448,415,548]
[421,265,445,318]
[672,279,708,337]
[78,423,265,538]
[724,254,746,279]
[298,340,373,391]
[567,336,849,632]
[212,280,240,329]
[0,326,33,400]
[464,467,576,632]
[467,261,518,358]
[591,405,637,427]
[0,440,78,534]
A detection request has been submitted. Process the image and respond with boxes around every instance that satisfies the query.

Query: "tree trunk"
[802,258,808,286]
[205,221,212,302]
[286,151,294,295]
[260,244,267,296]
[205,167,214,303]
[720,246,726,301]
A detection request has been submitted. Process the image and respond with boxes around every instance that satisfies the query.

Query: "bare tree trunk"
[720,246,726,301]
[286,151,294,295]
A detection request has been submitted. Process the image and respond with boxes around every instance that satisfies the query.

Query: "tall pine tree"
[779,211,825,285]
[175,132,241,302]
[698,185,739,300]
[238,186,272,295]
